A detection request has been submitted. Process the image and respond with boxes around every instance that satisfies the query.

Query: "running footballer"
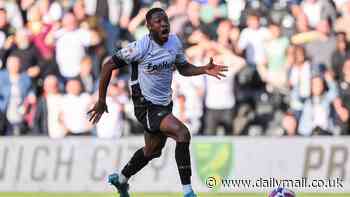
[88,7,228,197]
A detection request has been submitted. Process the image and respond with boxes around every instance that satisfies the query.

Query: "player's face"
[147,11,170,44]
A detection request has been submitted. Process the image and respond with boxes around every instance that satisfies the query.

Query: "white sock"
[183,184,193,194]
[119,173,128,183]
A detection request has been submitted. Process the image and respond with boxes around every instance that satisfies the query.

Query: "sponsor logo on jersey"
[145,61,172,74]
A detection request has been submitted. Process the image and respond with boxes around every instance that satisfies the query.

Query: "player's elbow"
[102,58,116,72]
[178,67,191,76]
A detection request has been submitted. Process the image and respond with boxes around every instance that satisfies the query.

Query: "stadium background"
[0,0,350,196]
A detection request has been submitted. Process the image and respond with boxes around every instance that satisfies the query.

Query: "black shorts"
[131,85,172,134]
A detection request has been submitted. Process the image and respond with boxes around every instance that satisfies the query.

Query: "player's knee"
[151,150,162,159]
[145,149,162,159]
[177,126,191,143]
[143,145,164,159]
[171,123,181,132]
[143,147,153,158]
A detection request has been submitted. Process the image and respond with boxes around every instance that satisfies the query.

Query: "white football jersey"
[113,34,187,105]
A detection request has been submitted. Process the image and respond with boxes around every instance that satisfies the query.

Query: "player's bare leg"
[159,114,196,197]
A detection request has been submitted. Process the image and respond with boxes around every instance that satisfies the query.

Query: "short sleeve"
[173,35,187,66]
[112,38,148,65]
[77,29,92,46]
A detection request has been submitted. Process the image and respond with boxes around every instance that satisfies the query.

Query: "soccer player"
[88,8,227,197]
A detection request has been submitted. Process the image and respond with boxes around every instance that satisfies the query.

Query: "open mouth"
[161,29,170,37]
[162,28,169,34]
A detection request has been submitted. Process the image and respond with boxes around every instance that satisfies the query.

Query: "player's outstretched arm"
[177,57,228,79]
[87,58,116,124]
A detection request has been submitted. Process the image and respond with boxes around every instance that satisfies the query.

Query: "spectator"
[203,48,246,135]
[298,73,342,136]
[338,59,350,134]
[236,10,270,89]
[9,28,42,79]
[0,8,10,36]
[37,0,62,25]
[187,0,201,28]
[295,10,310,32]
[173,94,189,127]
[331,32,350,80]
[84,0,133,54]
[0,0,23,29]
[291,12,318,45]
[185,29,210,64]
[0,8,14,67]
[0,55,31,135]
[166,0,190,38]
[78,55,96,94]
[262,22,290,92]
[26,5,59,79]
[199,0,227,25]
[33,75,65,137]
[22,92,37,132]
[60,78,93,136]
[281,112,298,136]
[335,0,350,41]
[333,0,348,13]
[288,0,303,18]
[216,19,235,50]
[17,0,36,24]
[84,0,133,27]
[300,0,336,28]
[173,70,205,135]
[96,79,128,138]
[305,19,336,69]
[53,12,100,81]
[224,0,245,25]
[126,7,148,40]
[288,45,312,118]
[127,1,167,40]
[73,0,89,25]
[26,5,53,59]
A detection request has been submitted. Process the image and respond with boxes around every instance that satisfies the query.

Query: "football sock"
[183,184,193,195]
[121,148,150,179]
[175,142,192,185]
[118,173,128,184]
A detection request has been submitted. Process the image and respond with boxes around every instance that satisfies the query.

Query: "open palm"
[205,58,228,79]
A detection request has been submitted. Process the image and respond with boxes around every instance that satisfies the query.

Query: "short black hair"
[146,7,165,22]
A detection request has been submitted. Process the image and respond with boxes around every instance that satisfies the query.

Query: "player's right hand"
[87,100,109,124]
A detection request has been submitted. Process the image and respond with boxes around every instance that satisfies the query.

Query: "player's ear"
[146,20,151,31]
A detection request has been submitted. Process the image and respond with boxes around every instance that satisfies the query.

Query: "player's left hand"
[87,100,109,124]
[205,57,228,79]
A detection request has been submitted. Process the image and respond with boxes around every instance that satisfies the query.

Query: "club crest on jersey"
[145,61,171,74]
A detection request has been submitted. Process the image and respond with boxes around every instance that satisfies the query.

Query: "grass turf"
[0,193,349,197]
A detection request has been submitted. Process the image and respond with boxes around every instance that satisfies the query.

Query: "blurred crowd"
[0,0,350,138]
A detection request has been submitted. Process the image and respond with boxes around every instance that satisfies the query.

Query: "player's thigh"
[144,132,167,156]
[159,113,190,142]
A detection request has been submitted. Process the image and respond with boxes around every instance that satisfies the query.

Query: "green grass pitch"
[0,193,349,197]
